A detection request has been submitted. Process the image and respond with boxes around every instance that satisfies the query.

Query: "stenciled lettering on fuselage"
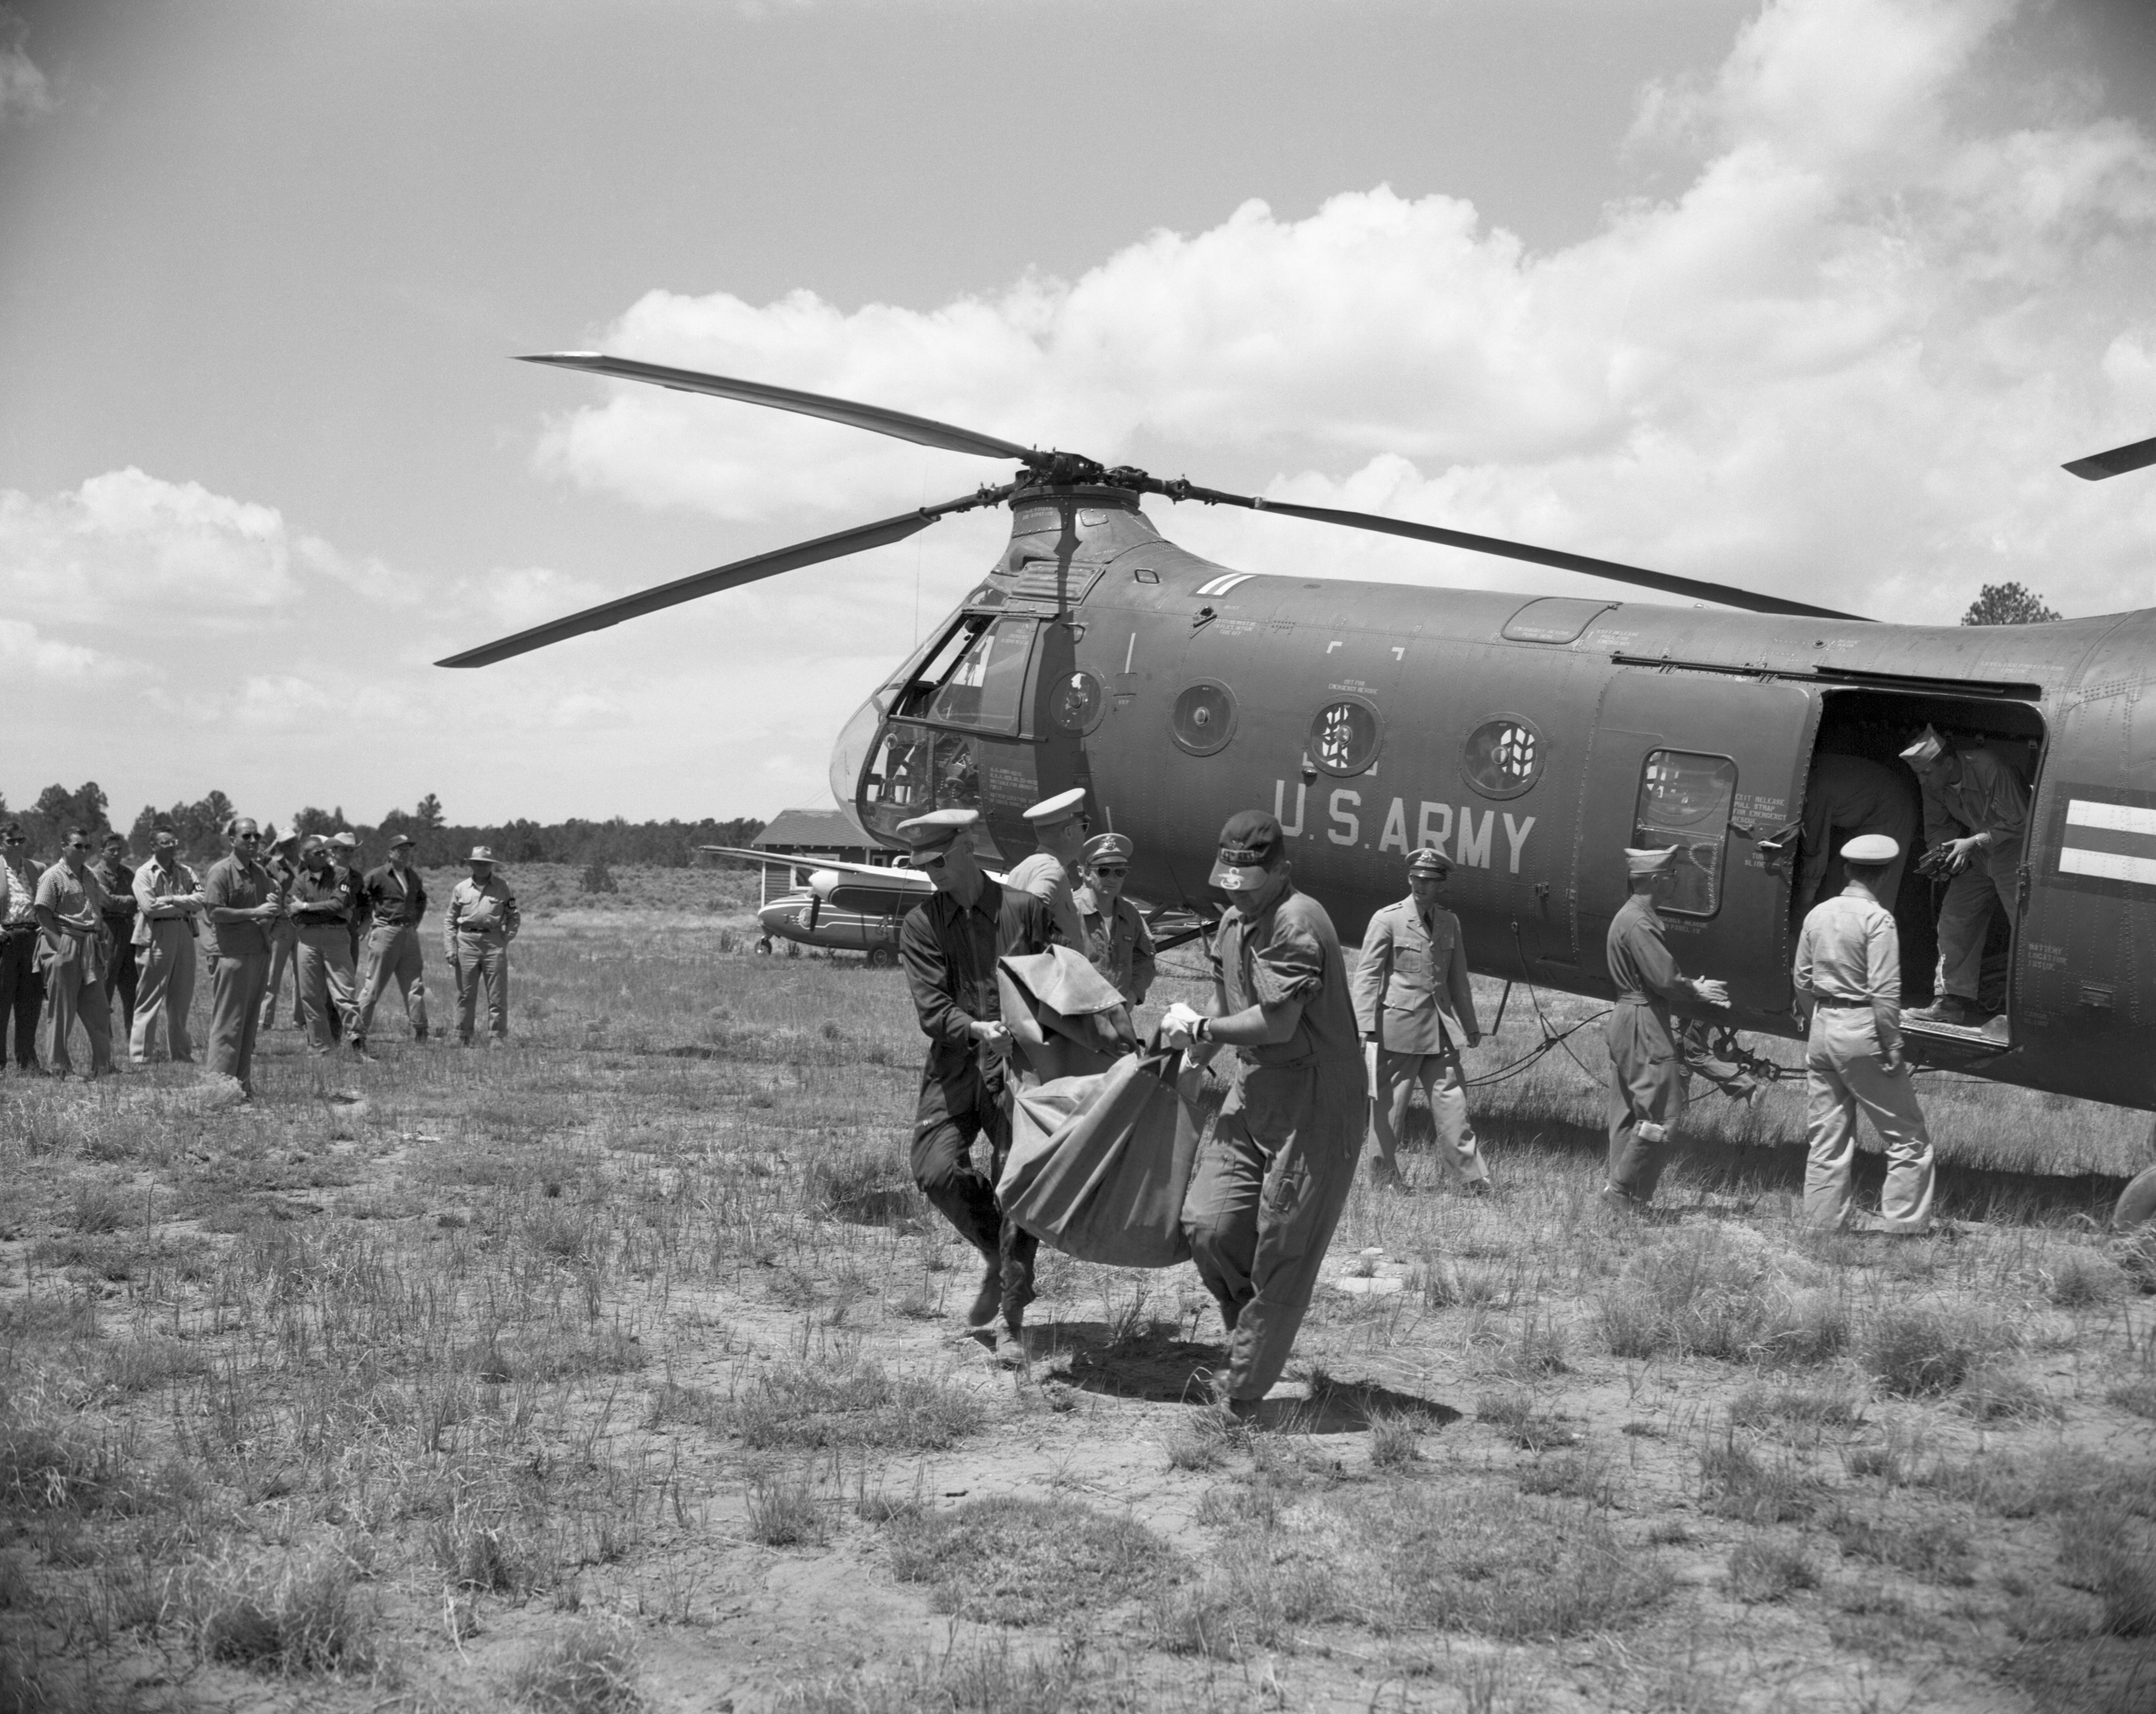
[1272,780,1536,875]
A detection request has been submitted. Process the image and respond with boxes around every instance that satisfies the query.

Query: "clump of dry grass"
[1697,1431,1821,1524]
[2060,1512,2156,1637]
[777,1635,1145,1714]
[728,1350,983,1450]
[508,1616,642,1712]
[1727,1535,1818,1603]
[1597,1227,1845,1364]
[161,1543,376,1675]
[745,1465,830,1547]
[804,1138,924,1228]
[2046,1250,2126,1308]
[1821,1504,1974,1584]
[1863,1303,2011,1396]
[886,1496,1178,1625]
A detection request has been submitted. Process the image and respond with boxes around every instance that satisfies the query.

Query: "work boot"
[1598,1183,1646,1218]
[414,1026,428,1042]
[1909,995,1988,1027]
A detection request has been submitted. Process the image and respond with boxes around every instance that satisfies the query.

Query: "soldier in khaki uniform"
[445,846,520,1045]
[1794,834,1934,1231]
[1602,846,1729,1212]
[131,830,204,1065]
[1000,788,1090,949]
[203,819,284,1097]
[1072,832,1156,1005]
[1167,810,1368,1419]
[1348,847,1489,1193]
[32,830,115,1079]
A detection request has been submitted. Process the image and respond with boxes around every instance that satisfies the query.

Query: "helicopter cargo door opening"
[1577,669,1821,1028]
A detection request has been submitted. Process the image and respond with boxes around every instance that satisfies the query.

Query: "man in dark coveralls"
[1602,846,1730,1212]
[1165,810,1368,1418]
[895,807,1055,1352]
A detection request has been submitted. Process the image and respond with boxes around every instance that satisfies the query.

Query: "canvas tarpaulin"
[999,1048,1204,1269]
[997,945,1135,1085]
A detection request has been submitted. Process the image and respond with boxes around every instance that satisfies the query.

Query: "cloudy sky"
[3,0,2153,830]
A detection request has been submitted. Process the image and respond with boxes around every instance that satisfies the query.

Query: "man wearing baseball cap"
[129,828,204,1065]
[1162,809,1366,1418]
[1001,788,1091,950]
[1794,834,1934,1231]
[1602,846,1730,1213]
[1072,832,1156,1005]
[445,847,520,1046]
[1348,846,1489,1194]
[1899,724,2029,1029]
[354,833,430,1051]
[894,807,1055,1353]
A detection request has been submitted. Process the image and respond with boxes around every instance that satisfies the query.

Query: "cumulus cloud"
[0,618,108,682]
[538,0,2156,623]
[0,10,54,125]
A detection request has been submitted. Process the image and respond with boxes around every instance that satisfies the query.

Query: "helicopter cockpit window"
[1633,750,1738,918]
[922,615,1040,736]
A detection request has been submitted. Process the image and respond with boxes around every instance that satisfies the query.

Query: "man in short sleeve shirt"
[202,819,284,1096]
[91,832,140,1041]
[444,847,520,1045]
[33,829,115,1079]
[1000,788,1091,950]
[0,823,44,1074]
[1166,810,1368,1416]
[131,829,204,1065]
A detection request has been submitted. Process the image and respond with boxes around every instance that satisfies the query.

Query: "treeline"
[0,784,762,869]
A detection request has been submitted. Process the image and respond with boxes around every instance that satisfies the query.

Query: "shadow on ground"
[1039,1321,1462,1432]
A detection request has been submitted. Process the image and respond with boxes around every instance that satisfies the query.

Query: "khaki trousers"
[210,951,270,1091]
[451,935,509,1042]
[355,924,428,1042]
[42,957,114,1078]
[1802,1007,1934,1231]
[1184,1069,1362,1403]
[260,918,304,1029]
[131,920,198,1064]
[1933,842,2019,1003]
[295,925,359,1054]
[1368,1044,1489,1185]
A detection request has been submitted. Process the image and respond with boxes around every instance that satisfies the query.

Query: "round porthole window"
[1461,715,1544,799]
[1310,696,1382,776]
[1171,681,1237,756]
[1051,669,1105,735]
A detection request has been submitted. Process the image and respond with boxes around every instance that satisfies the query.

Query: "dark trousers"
[911,1059,1037,1327]
[1605,1002,1687,1204]
[0,929,42,1069]
[104,931,139,1037]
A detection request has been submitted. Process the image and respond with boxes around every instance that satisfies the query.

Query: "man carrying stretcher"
[1163,810,1368,1420]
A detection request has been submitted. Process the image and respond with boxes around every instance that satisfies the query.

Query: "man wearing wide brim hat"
[1000,788,1091,951]
[1899,724,2030,1029]
[1601,845,1730,1212]
[1794,835,1934,1231]
[1072,831,1156,1005]
[444,846,520,1047]
[893,807,1056,1352]
[355,833,430,1052]
[1348,846,1490,1194]
[1161,809,1367,1417]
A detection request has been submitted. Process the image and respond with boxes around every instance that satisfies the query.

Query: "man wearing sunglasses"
[31,827,115,1079]
[1072,832,1156,1006]
[0,823,44,1075]
[202,818,286,1097]
[896,807,1055,1356]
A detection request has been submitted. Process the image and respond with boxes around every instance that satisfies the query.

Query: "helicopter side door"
[1576,668,1821,1026]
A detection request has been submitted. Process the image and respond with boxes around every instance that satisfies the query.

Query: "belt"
[1810,995,1875,1009]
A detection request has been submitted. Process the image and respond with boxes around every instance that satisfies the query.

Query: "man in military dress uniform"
[1167,810,1368,1419]
[1000,788,1090,949]
[895,807,1055,1352]
[1602,846,1730,1212]
[1794,834,1935,1231]
[91,832,140,1040]
[1348,846,1489,1194]
[1900,726,2030,1028]
[445,847,520,1045]
[1072,832,1156,1005]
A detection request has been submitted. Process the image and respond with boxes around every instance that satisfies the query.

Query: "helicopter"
[444,355,2156,1223]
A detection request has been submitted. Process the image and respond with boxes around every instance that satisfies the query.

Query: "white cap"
[1022,788,1087,826]
[1841,834,1900,864]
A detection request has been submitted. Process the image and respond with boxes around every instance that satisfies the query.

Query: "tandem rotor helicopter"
[442,354,2156,1214]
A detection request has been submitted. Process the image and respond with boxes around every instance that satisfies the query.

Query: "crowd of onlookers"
[0,818,522,1101]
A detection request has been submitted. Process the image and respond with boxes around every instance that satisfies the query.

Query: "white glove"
[1160,1001,1206,1048]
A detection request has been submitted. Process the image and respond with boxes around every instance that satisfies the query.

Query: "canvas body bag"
[995,946,1136,1086]
[998,1046,1205,1269]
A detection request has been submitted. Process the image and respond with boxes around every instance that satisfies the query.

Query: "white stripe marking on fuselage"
[2060,847,2156,886]
[1195,572,1258,596]
[2066,799,2156,837]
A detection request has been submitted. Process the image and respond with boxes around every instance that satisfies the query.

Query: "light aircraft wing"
[700,846,932,890]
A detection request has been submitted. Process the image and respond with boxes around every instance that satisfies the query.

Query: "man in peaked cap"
[1165,810,1367,1418]
[1794,834,1934,1231]
[1900,724,2030,1028]
[445,846,520,1046]
[1072,831,1156,1005]
[894,807,1056,1353]
[1601,845,1730,1212]
[1001,788,1091,951]
[1348,846,1490,1194]
[329,831,367,969]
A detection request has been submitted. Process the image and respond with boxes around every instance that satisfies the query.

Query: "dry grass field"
[2,864,2152,1714]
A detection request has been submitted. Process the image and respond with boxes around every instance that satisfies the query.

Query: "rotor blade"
[1153,481,1866,622]
[437,490,1008,668]
[2063,435,2156,481]
[520,352,1037,463]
